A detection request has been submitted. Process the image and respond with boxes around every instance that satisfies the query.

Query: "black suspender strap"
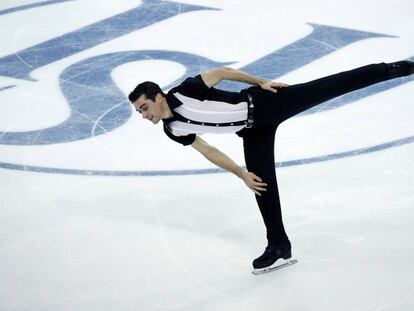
[245,92,254,128]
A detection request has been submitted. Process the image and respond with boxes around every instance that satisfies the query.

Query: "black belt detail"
[172,112,248,127]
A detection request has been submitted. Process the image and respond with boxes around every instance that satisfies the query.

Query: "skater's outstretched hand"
[242,171,267,196]
[259,80,289,93]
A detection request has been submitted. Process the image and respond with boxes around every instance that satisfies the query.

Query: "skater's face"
[133,93,163,124]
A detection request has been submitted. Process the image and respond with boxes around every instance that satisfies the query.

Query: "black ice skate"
[386,60,414,79]
[252,244,298,275]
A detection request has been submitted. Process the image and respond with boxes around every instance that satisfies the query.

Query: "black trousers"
[240,62,395,247]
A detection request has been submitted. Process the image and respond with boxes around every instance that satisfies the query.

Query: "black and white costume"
[163,74,250,145]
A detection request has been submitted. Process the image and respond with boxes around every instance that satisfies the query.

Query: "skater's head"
[129,81,169,124]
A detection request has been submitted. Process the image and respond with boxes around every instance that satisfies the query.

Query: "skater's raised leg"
[245,60,414,125]
[273,60,414,122]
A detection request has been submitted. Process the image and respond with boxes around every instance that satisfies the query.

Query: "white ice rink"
[1,0,414,310]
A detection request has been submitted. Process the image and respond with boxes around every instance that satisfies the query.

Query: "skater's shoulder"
[168,74,210,101]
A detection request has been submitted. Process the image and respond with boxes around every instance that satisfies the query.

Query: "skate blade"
[252,258,298,275]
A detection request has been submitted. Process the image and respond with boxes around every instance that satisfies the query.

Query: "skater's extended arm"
[201,67,289,93]
[191,136,267,196]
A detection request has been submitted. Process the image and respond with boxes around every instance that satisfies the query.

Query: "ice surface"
[0,0,414,310]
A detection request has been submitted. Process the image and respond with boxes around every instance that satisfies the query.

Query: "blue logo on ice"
[0,0,413,175]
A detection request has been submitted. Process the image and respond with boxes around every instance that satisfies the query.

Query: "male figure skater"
[128,60,414,274]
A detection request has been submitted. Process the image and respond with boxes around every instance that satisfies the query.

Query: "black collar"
[162,92,182,124]
[166,92,182,109]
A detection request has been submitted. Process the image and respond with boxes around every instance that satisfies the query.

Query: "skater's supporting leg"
[242,125,290,247]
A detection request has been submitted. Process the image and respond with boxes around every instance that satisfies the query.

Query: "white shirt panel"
[173,92,248,123]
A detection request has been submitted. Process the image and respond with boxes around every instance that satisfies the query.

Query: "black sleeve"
[163,125,196,146]
[171,74,210,101]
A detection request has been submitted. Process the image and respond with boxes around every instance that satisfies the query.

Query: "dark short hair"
[128,81,165,103]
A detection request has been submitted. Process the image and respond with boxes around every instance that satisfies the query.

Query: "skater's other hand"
[259,80,289,93]
[242,171,267,196]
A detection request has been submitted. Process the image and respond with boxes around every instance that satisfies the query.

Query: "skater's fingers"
[259,82,277,93]
[264,86,277,93]
[251,173,263,182]
[251,187,262,196]
[252,183,267,191]
[252,179,267,187]
[270,82,289,88]
[253,182,267,189]
[277,82,290,87]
